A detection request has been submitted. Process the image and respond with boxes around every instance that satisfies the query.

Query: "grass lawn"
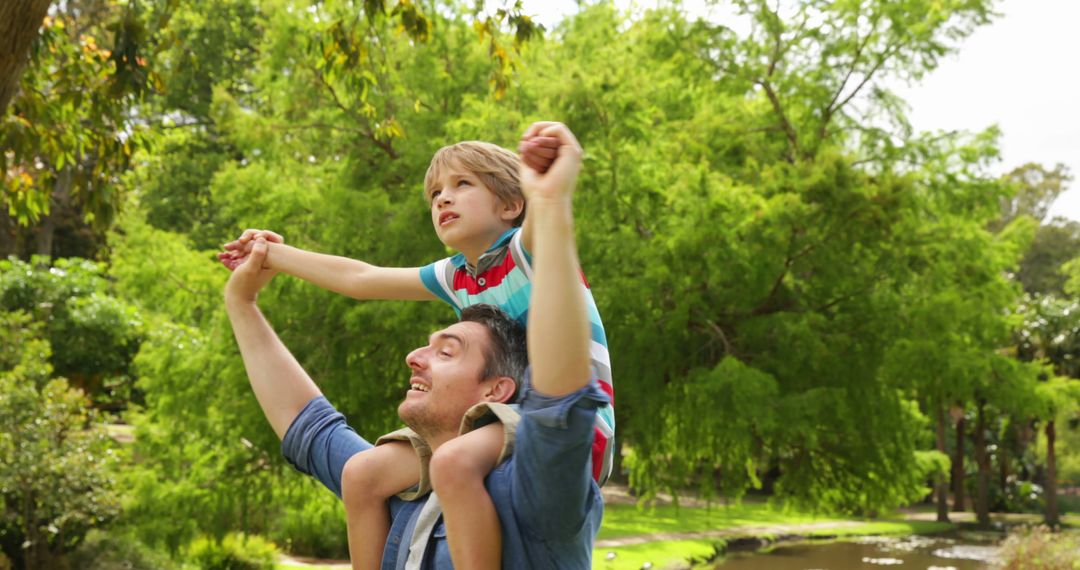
[592,502,959,569]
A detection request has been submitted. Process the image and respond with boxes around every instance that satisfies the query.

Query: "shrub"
[0,312,121,569]
[69,530,184,570]
[268,481,349,559]
[997,525,1080,570]
[184,533,279,570]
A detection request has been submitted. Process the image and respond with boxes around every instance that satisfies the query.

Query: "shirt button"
[478,277,486,286]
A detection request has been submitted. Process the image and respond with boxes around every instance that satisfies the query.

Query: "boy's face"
[428,161,522,260]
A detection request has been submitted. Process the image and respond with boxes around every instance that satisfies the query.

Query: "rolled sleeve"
[281,396,372,498]
[512,368,610,540]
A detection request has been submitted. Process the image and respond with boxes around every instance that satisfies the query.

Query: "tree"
[0,311,121,570]
[0,0,52,116]
[0,257,144,409]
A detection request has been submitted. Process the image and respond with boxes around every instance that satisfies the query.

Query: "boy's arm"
[222,231,437,302]
[264,243,437,301]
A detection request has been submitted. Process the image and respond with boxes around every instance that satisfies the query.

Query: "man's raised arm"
[519,122,591,396]
[224,238,322,439]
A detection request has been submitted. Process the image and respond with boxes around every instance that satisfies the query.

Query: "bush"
[997,525,1080,570]
[70,530,184,570]
[0,312,121,569]
[185,533,279,570]
[268,482,349,559]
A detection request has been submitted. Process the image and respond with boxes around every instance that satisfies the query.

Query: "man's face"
[398,321,495,441]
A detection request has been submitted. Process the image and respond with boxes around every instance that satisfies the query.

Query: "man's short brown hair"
[424,141,526,227]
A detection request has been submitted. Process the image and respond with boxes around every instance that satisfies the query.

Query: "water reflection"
[715,535,998,569]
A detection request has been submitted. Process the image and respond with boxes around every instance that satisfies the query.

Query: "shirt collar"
[450,228,518,276]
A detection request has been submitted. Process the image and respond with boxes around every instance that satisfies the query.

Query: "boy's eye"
[457,179,470,187]
[430,190,441,201]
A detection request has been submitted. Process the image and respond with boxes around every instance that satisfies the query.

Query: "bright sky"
[522,0,1080,222]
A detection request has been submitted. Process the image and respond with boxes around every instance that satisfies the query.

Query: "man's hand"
[224,238,278,305]
[518,122,583,204]
[219,229,285,270]
[518,135,559,174]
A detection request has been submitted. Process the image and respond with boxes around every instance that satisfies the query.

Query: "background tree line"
[2,0,1079,568]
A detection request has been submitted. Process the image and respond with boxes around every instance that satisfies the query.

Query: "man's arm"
[222,230,437,302]
[520,122,590,397]
[224,238,322,439]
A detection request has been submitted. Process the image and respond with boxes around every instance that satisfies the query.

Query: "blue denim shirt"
[281,373,609,569]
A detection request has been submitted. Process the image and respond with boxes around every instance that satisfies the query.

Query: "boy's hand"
[518,122,582,203]
[219,229,284,271]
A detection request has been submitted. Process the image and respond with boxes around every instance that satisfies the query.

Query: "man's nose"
[405,347,426,370]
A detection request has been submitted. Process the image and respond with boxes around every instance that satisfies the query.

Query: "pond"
[714,534,1000,569]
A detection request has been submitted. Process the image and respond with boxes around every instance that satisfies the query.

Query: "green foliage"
[70,529,184,570]
[267,481,349,559]
[1017,221,1080,296]
[184,533,279,570]
[0,312,121,569]
[997,526,1080,570]
[1065,256,1080,297]
[0,257,144,408]
[1,4,160,232]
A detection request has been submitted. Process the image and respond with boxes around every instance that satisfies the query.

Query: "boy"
[219,128,614,569]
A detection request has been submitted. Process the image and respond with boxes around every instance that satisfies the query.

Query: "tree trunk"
[952,416,966,512]
[973,401,991,527]
[0,206,17,258]
[32,165,72,259]
[999,432,1009,505]
[0,0,54,116]
[610,436,626,484]
[1045,420,1059,527]
[935,404,950,522]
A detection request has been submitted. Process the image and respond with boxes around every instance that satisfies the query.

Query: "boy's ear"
[484,376,517,403]
[500,198,525,223]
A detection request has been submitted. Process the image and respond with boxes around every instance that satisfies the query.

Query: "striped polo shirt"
[419,228,615,485]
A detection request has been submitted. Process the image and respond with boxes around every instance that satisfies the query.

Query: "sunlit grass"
[593,539,721,570]
[598,501,847,540]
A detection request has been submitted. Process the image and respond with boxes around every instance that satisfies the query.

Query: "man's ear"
[499,198,524,223]
[484,376,517,403]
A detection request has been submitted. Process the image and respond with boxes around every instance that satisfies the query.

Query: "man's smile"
[408,377,431,393]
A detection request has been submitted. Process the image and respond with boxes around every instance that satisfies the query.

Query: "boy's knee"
[342,452,382,505]
[429,440,487,494]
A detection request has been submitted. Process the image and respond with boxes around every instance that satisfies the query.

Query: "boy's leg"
[429,423,506,570]
[341,442,421,570]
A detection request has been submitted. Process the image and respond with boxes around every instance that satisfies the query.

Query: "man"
[224,122,607,568]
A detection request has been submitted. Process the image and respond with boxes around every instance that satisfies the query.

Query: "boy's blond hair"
[424,141,526,227]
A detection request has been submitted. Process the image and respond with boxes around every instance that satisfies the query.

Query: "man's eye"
[439,350,452,358]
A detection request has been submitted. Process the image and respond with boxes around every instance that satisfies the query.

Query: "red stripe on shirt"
[591,430,609,482]
[451,253,517,294]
